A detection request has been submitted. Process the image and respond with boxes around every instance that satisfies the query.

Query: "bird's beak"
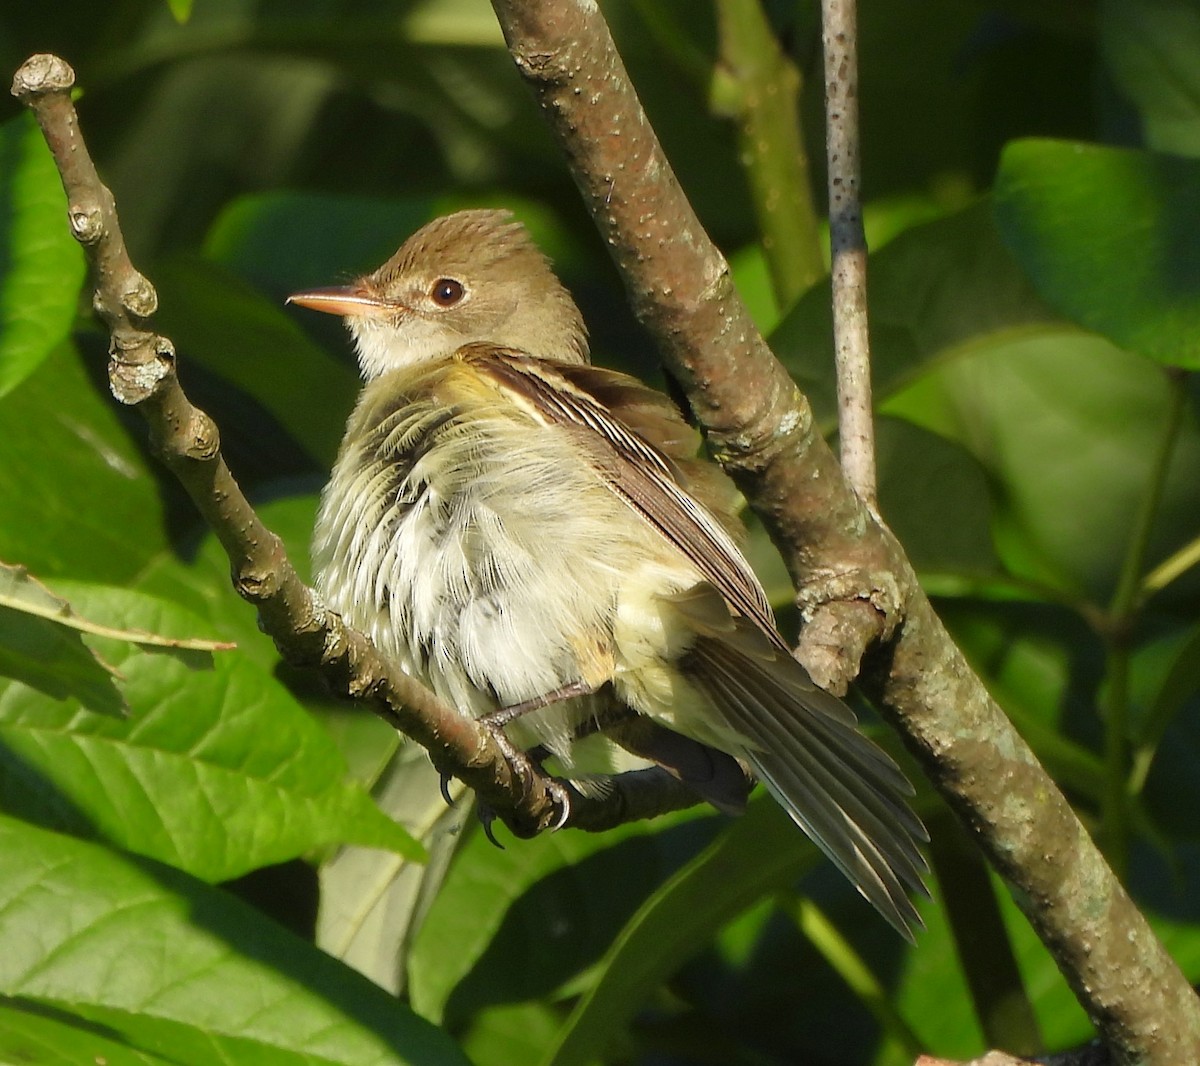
[286,286,394,318]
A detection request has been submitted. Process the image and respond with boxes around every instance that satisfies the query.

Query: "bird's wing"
[457,345,781,643]
[459,346,928,937]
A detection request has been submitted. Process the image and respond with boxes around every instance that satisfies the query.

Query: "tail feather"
[687,631,928,939]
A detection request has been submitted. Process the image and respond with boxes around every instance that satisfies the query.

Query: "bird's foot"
[440,731,573,842]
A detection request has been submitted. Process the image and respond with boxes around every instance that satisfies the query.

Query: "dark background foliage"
[0,1,1198,1063]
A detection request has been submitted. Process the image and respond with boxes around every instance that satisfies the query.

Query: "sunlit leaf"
[995,138,1200,369]
[0,816,468,1066]
[0,115,86,399]
[0,585,422,881]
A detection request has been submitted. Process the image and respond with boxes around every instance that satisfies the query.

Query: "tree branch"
[821,0,877,507]
[10,51,711,843]
[485,2,1200,1062]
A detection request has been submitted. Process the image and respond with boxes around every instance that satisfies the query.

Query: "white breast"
[313,386,702,754]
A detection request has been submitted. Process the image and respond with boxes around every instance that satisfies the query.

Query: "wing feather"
[459,347,780,641]
[687,631,928,938]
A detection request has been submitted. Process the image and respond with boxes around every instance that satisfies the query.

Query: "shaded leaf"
[408,805,720,1026]
[154,254,359,466]
[771,201,1061,428]
[1101,0,1200,157]
[0,816,468,1066]
[876,418,999,577]
[884,330,1200,602]
[0,114,87,399]
[539,799,816,1066]
[938,598,1107,802]
[995,138,1200,368]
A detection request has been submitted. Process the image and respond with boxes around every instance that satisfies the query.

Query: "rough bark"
[485,2,1200,1062]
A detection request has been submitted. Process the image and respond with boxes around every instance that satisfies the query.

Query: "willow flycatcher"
[289,209,927,937]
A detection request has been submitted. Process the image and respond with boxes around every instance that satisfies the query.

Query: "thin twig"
[10,52,709,841]
[486,3,1200,1062]
[821,0,877,508]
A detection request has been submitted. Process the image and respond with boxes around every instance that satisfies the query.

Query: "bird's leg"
[439,682,603,834]
[481,678,599,729]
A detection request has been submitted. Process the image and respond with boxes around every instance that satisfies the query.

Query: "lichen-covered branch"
[10,51,709,841]
[486,2,1200,1061]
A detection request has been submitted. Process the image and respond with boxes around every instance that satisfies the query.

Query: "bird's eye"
[430,278,465,307]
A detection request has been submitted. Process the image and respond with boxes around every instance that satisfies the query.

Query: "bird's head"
[288,209,589,379]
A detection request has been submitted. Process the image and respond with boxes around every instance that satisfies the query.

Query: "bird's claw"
[478,804,505,849]
[546,777,572,831]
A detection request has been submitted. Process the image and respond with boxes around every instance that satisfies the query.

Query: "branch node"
[107,334,173,405]
[122,273,159,320]
[183,409,220,461]
[10,53,74,98]
[794,568,902,691]
[68,202,104,245]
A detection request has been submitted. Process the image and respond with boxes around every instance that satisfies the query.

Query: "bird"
[288,208,927,938]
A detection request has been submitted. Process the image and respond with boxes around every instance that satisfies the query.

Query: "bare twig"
[10,52,709,841]
[486,2,1200,1062]
[821,0,876,507]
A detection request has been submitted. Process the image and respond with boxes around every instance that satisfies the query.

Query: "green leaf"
[0,560,230,651]
[0,342,168,584]
[938,599,1107,802]
[461,1002,564,1066]
[0,816,469,1066]
[771,201,1061,428]
[995,138,1200,369]
[540,800,816,1066]
[204,192,587,296]
[1131,620,1200,751]
[0,998,171,1066]
[1100,0,1200,157]
[166,0,194,23]
[0,584,421,882]
[0,563,126,718]
[875,418,999,577]
[204,192,440,294]
[883,330,1200,603]
[408,806,719,1026]
[135,490,322,672]
[0,114,86,400]
[317,741,464,996]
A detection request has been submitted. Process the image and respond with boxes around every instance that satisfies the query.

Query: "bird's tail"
[683,625,929,940]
